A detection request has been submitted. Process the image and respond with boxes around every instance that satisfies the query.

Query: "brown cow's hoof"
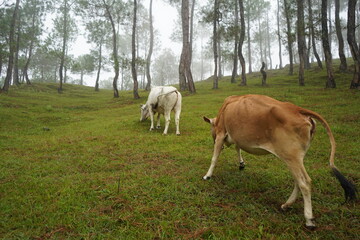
[239,162,245,170]
[305,225,316,231]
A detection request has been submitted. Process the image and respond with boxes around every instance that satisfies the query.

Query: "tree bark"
[212,0,219,89]
[238,0,246,86]
[261,62,267,86]
[297,0,305,86]
[335,0,347,72]
[308,0,323,69]
[187,0,196,93]
[95,42,102,91]
[322,0,336,88]
[179,0,188,91]
[277,0,282,69]
[2,0,20,92]
[145,0,153,91]
[283,0,294,75]
[347,0,360,89]
[231,0,239,84]
[132,0,140,99]
[105,1,119,98]
[246,3,252,74]
[13,10,21,86]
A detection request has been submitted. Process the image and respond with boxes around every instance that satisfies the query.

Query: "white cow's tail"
[299,108,357,202]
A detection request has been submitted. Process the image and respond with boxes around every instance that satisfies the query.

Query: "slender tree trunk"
[1,0,20,92]
[231,0,239,83]
[179,0,188,91]
[105,1,119,97]
[284,0,293,75]
[261,61,267,86]
[258,18,264,63]
[238,0,246,86]
[246,3,252,73]
[13,11,21,86]
[277,0,282,69]
[95,42,102,91]
[212,0,219,89]
[187,0,196,93]
[322,0,336,88]
[335,0,347,71]
[132,0,140,99]
[297,0,305,86]
[266,12,272,69]
[347,0,360,89]
[308,0,323,69]
[145,0,153,91]
[58,0,68,93]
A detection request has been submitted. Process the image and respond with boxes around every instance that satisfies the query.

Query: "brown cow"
[203,94,357,229]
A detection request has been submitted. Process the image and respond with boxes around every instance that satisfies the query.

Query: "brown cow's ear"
[203,116,211,124]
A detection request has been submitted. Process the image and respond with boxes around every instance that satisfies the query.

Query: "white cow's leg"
[149,109,155,131]
[174,109,181,135]
[236,146,245,170]
[156,113,161,129]
[163,110,171,135]
[287,161,315,229]
[281,182,299,210]
[203,136,225,180]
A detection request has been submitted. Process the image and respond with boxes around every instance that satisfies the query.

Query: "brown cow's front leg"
[203,135,225,180]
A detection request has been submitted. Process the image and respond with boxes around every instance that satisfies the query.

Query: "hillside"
[0,67,359,239]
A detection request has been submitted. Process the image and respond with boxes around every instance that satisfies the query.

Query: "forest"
[1,0,360,98]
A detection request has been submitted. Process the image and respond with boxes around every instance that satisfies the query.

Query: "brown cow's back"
[216,95,313,155]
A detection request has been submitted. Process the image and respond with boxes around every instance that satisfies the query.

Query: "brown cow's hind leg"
[203,135,225,180]
[286,160,315,229]
[281,182,299,210]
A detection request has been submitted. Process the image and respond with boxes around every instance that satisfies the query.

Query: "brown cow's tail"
[299,108,357,202]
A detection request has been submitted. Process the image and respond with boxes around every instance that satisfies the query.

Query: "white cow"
[140,86,182,135]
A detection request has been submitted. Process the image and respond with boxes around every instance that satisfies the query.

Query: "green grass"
[0,65,359,239]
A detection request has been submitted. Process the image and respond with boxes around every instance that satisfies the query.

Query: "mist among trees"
[1,0,360,98]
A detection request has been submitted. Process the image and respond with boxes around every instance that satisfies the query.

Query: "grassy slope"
[0,66,359,239]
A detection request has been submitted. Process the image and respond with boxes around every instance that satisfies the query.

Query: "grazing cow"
[203,94,357,229]
[140,86,182,135]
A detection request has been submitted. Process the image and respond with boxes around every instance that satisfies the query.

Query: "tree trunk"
[187,0,196,93]
[231,0,239,84]
[284,0,294,75]
[105,1,119,98]
[277,0,282,69]
[58,0,68,93]
[347,0,360,89]
[297,0,305,86]
[238,0,246,86]
[13,11,21,86]
[1,0,20,92]
[335,0,347,72]
[179,0,188,91]
[321,0,336,88]
[95,42,102,91]
[261,61,267,86]
[132,0,140,99]
[246,3,252,74]
[308,0,323,69]
[212,0,219,89]
[145,0,153,91]
[266,12,272,69]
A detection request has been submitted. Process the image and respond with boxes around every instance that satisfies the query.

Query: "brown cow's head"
[203,116,217,143]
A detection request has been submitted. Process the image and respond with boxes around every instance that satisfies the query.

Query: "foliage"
[0,64,359,239]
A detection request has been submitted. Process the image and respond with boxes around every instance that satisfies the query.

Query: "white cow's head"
[140,104,150,121]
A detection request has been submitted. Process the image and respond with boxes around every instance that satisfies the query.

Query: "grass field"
[0,65,359,239]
